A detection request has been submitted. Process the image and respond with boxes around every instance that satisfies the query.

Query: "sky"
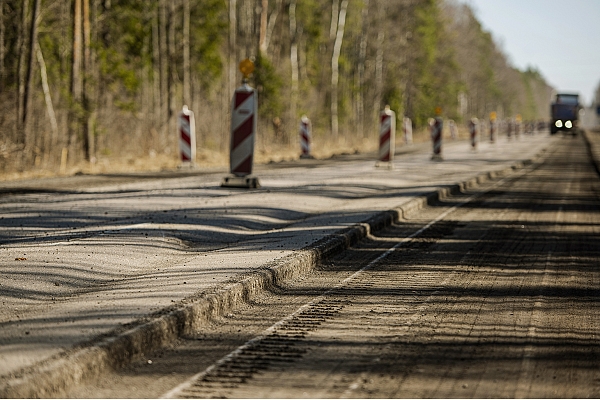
[460,0,600,105]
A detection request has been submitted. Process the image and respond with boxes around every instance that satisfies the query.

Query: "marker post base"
[221,175,260,189]
[375,161,394,170]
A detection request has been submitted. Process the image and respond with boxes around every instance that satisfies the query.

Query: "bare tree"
[373,0,385,121]
[16,0,30,140]
[183,0,190,107]
[159,0,168,144]
[259,0,268,54]
[22,0,41,144]
[240,0,255,59]
[168,0,176,137]
[289,0,298,124]
[0,0,5,92]
[69,0,83,158]
[329,0,339,41]
[356,0,369,137]
[82,0,93,160]
[264,0,282,55]
[35,41,58,145]
[331,0,348,138]
[152,7,161,128]
[71,0,83,103]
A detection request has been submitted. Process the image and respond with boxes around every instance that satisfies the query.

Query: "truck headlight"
[565,121,572,128]
[555,120,563,128]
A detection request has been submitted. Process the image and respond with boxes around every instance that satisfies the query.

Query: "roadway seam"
[0,145,553,398]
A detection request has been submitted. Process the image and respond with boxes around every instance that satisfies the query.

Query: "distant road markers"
[469,117,479,151]
[178,105,196,167]
[431,107,443,161]
[376,105,395,169]
[299,115,313,159]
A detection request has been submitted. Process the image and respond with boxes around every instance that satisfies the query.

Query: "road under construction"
[1,129,599,398]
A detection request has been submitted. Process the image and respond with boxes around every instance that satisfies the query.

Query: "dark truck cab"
[551,93,580,134]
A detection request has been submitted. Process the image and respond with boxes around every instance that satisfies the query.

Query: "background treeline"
[0,0,553,174]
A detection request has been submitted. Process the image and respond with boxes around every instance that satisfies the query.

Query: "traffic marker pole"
[403,117,413,145]
[469,117,478,150]
[431,117,443,160]
[489,112,497,143]
[299,115,313,159]
[178,105,196,167]
[431,108,443,160]
[449,119,458,140]
[376,106,395,169]
[222,59,260,188]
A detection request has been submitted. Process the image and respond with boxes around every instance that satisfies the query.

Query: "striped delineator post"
[376,106,395,168]
[489,112,497,143]
[403,117,413,145]
[515,114,522,138]
[222,82,260,188]
[230,84,256,176]
[430,114,443,161]
[178,106,196,166]
[449,119,458,140]
[299,115,312,158]
[469,117,479,150]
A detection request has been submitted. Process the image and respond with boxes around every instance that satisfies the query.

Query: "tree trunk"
[227,0,237,150]
[183,0,190,107]
[329,0,339,41]
[289,0,298,125]
[22,0,41,145]
[356,0,369,137]
[71,0,83,102]
[374,0,385,122]
[159,0,168,146]
[240,0,255,58]
[330,0,348,138]
[36,41,58,143]
[0,0,5,92]
[264,0,281,55]
[82,0,92,161]
[70,0,83,158]
[229,0,237,89]
[16,0,29,140]
[259,0,267,54]
[152,7,161,128]
[167,0,176,150]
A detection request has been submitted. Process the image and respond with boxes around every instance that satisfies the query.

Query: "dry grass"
[0,125,454,183]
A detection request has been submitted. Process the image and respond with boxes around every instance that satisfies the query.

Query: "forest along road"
[1,132,596,397]
[64,132,600,399]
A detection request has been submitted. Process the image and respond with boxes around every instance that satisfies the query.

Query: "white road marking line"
[162,167,534,399]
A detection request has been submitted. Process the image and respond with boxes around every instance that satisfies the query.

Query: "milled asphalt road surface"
[1,131,592,397]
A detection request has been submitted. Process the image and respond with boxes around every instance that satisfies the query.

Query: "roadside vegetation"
[0,0,552,178]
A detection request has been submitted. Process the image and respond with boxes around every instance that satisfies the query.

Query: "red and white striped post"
[469,117,478,150]
[222,59,260,188]
[178,105,196,166]
[449,119,458,140]
[376,105,395,168]
[489,112,497,143]
[431,107,443,160]
[403,117,413,145]
[299,115,312,158]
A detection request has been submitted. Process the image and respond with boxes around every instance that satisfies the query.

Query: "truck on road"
[551,93,580,134]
